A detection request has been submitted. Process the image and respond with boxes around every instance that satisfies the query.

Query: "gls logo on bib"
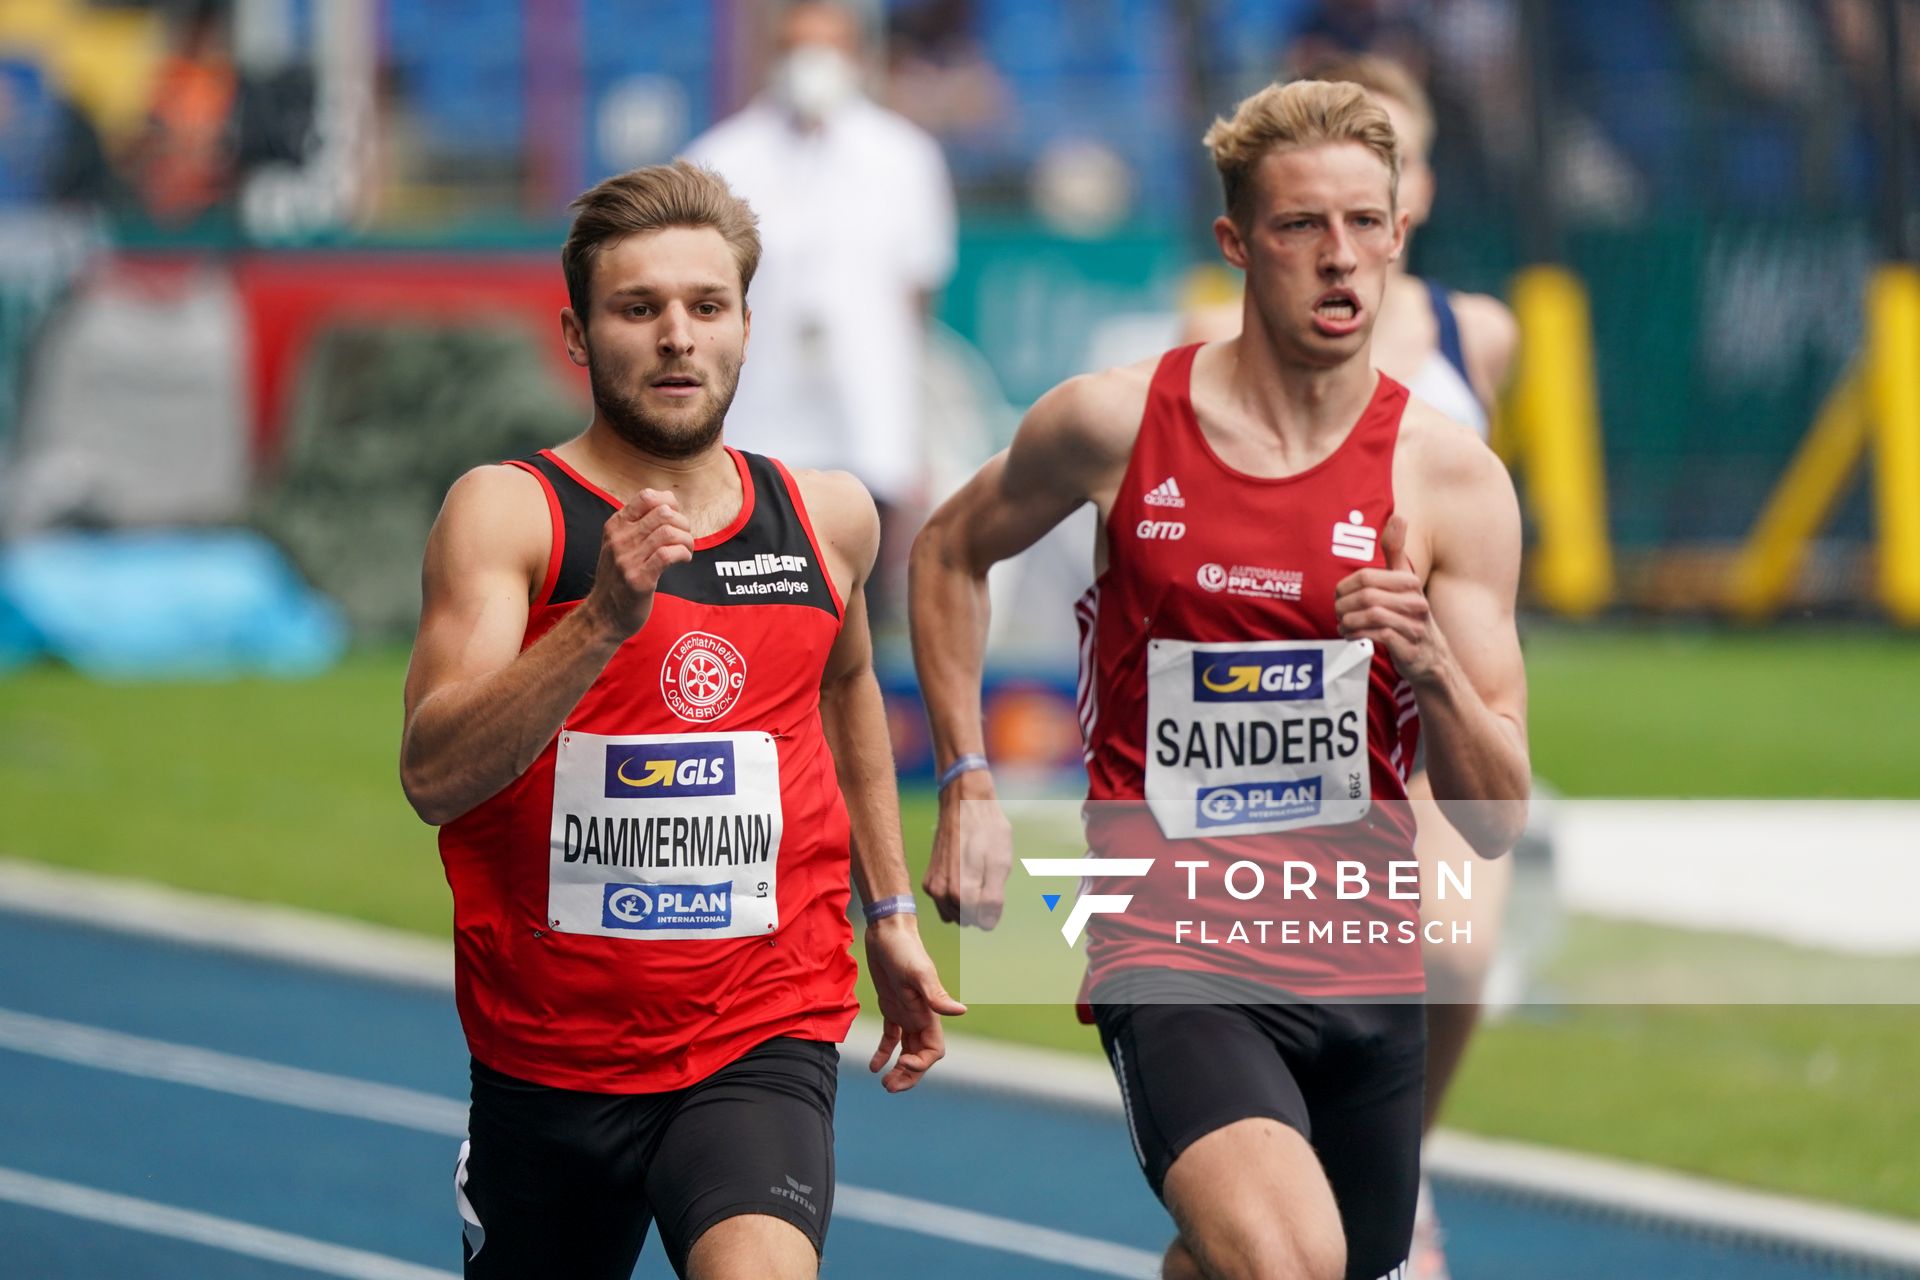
[604,740,734,798]
[602,881,733,930]
[1193,650,1324,702]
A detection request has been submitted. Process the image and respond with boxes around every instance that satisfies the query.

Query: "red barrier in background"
[228,253,583,465]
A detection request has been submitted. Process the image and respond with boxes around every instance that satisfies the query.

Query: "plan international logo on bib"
[1192,650,1324,702]
[604,741,735,798]
[1195,778,1323,829]
[602,881,733,930]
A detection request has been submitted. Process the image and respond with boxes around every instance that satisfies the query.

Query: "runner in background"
[400,161,961,1279]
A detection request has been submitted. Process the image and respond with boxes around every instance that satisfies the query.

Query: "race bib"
[1144,638,1373,840]
[548,730,783,940]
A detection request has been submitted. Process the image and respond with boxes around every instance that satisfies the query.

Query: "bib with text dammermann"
[1145,639,1372,839]
[548,730,783,940]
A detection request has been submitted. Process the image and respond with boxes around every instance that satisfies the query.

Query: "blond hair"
[1202,80,1399,226]
[561,161,762,318]
[1302,53,1434,152]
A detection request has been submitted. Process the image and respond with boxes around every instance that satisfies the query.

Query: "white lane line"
[835,1185,1158,1278]
[0,1007,1158,1277]
[0,858,451,988]
[1424,1132,1920,1270]
[0,1008,468,1136]
[0,1166,456,1280]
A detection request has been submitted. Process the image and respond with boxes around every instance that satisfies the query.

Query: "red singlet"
[438,447,858,1092]
[1077,345,1425,999]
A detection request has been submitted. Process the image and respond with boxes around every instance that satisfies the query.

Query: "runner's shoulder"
[787,467,879,570]
[1020,356,1156,464]
[1450,289,1517,345]
[1396,396,1508,493]
[428,462,552,576]
[1449,290,1520,388]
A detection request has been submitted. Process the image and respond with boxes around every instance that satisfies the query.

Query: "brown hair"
[1300,53,1434,152]
[1201,79,1399,226]
[561,160,762,318]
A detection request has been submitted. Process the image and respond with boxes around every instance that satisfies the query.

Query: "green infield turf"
[2,626,1917,1219]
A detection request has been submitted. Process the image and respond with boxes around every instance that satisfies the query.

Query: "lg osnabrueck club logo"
[1020,858,1154,946]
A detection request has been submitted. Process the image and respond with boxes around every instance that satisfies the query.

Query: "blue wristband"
[863,894,918,923]
[937,753,990,791]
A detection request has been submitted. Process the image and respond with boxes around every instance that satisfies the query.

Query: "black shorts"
[1092,978,1424,1280]
[456,1037,838,1280]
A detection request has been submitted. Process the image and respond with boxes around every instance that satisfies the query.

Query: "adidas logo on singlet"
[1143,477,1185,508]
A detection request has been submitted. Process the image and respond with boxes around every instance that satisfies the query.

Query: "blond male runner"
[912,83,1528,1280]
[1311,54,1522,1280]
[1179,59,1523,1277]
[401,162,960,1280]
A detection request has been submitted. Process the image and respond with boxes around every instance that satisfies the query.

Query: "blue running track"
[0,906,1913,1279]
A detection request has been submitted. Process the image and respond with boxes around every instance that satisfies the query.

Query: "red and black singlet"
[1077,345,1426,999]
[438,446,858,1092]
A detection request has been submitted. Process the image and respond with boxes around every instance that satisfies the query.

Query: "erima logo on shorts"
[714,553,808,578]
[603,741,735,798]
[1195,778,1323,830]
[601,882,732,929]
[1192,651,1324,702]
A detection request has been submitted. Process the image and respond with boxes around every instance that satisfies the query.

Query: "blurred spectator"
[124,6,240,227]
[1283,0,1431,83]
[883,0,1012,144]
[685,1,956,627]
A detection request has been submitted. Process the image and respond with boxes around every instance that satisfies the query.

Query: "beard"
[587,343,742,461]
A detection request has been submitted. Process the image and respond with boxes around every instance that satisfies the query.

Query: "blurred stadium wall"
[1,0,1917,631]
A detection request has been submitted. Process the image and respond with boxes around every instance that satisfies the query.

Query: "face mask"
[772,46,859,122]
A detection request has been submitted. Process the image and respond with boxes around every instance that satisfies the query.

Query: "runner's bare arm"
[1339,418,1529,855]
[1454,291,1519,413]
[909,370,1142,926]
[809,470,919,909]
[400,466,694,825]
[804,469,966,1092]
[1418,439,1529,851]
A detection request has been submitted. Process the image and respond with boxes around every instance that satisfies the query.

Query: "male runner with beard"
[912,83,1528,1279]
[401,160,961,1280]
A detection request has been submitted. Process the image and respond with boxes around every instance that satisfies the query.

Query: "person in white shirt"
[685,2,958,625]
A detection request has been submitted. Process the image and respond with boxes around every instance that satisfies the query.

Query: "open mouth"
[1315,291,1359,320]
[1311,289,1362,334]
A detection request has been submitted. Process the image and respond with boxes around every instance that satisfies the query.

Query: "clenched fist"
[584,489,696,638]
[1334,514,1446,683]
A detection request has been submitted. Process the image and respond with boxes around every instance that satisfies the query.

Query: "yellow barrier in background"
[1508,265,1613,617]
[1726,368,1869,618]
[1867,265,1920,624]
[1729,264,1920,624]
